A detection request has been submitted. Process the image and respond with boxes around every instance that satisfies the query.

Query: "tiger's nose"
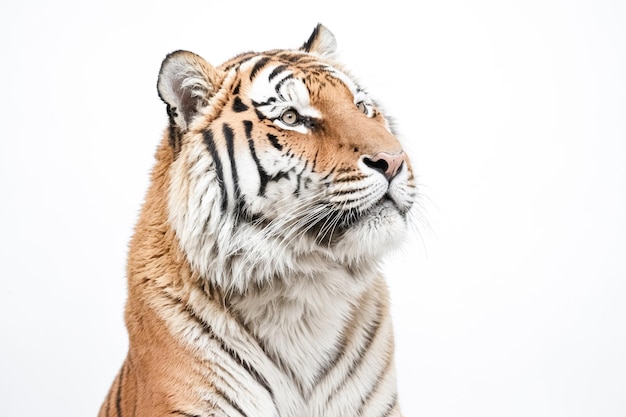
[363,151,406,181]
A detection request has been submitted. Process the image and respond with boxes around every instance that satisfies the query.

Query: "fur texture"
[99,24,416,417]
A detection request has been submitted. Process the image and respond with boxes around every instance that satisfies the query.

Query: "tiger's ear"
[300,24,337,58]
[157,50,223,131]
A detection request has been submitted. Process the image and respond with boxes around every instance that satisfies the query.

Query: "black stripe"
[278,52,310,64]
[128,356,137,417]
[301,23,322,52]
[232,96,249,112]
[251,97,277,108]
[254,108,267,121]
[381,393,399,417]
[354,351,395,417]
[294,161,308,197]
[332,186,370,196]
[223,53,258,72]
[325,307,384,406]
[203,129,228,212]
[321,196,369,207]
[274,74,295,98]
[115,360,126,417]
[249,57,271,80]
[308,333,348,399]
[334,175,364,183]
[171,411,201,417]
[269,170,290,183]
[222,124,242,212]
[320,167,336,182]
[266,133,282,151]
[166,105,181,153]
[178,298,275,401]
[268,65,288,81]
[215,387,249,417]
[233,81,241,95]
[243,120,269,196]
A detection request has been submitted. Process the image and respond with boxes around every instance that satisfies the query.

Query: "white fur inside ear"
[157,51,217,130]
[302,24,337,58]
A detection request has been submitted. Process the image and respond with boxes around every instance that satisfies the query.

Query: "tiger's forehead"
[236,53,361,99]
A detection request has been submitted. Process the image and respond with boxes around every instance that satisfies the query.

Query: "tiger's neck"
[226,265,376,394]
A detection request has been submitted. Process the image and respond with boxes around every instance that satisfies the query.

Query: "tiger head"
[156,24,417,292]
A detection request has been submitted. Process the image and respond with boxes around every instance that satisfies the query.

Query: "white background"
[1,1,625,416]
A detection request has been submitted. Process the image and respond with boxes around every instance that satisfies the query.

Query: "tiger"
[99,23,416,417]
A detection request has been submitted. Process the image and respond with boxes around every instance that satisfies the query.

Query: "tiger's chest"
[229,273,362,394]
[164,268,387,417]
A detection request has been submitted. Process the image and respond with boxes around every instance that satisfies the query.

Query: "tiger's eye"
[280,109,300,126]
[357,101,368,115]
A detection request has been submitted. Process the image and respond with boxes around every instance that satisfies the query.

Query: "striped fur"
[99,24,416,417]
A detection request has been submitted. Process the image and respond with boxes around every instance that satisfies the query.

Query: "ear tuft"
[157,51,222,131]
[300,23,337,58]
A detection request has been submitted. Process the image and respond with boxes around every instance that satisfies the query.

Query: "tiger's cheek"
[233,130,314,215]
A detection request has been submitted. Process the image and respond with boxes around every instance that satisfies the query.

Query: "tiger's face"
[157,25,416,291]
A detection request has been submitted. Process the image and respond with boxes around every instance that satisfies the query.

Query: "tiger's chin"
[317,197,411,260]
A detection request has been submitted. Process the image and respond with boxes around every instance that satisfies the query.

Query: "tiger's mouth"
[243,192,407,247]
[306,193,403,245]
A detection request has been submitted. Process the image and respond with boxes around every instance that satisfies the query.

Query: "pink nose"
[363,151,406,181]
